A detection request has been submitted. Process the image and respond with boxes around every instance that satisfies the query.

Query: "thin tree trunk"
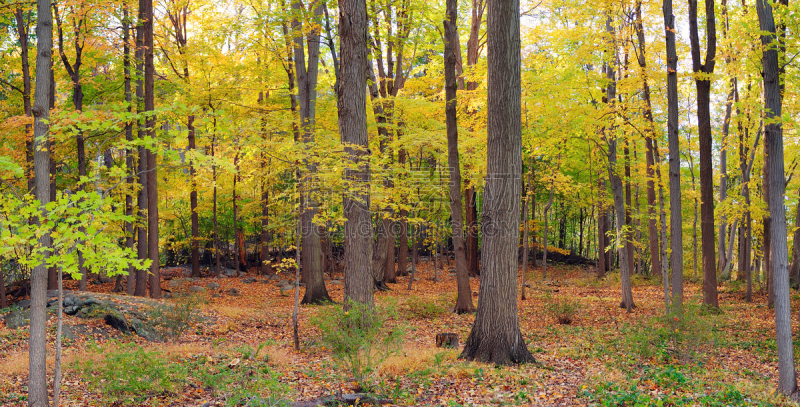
[664,0,682,311]
[135,14,148,296]
[444,0,475,313]
[123,8,136,295]
[521,158,532,300]
[28,0,52,400]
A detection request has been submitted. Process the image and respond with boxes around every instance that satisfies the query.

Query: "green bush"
[73,342,187,405]
[191,347,290,407]
[312,301,405,391]
[544,295,582,324]
[148,294,204,340]
[405,295,448,319]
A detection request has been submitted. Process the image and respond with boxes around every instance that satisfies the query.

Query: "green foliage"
[73,342,187,405]
[404,295,448,319]
[582,365,753,406]
[312,301,405,391]
[543,294,583,325]
[147,295,205,340]
[610,304,725,365]
[190,348,290,407]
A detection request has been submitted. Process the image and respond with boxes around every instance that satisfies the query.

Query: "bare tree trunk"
[603,11,634,312]
[145,0,160,298]
[444,0,475,313]
[466,186,480,276]
[688,0,718,309]
[597,176,606,279]
[339,0,373,307]
[543,177,555,279]
[460,0,533,364]
[211,130,221,277]
[28,0,52,401]
[757,0,797,395]
[134,15,148,296]
[521,158,532,300]
[123,7,136,295]
[664,0,682,311]
[789,190,800,287]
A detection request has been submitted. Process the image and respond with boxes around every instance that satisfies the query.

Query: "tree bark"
[144,0,160,298]
[460,0,533,365]
[28,0,52,401]
[688,0,718,309]
[135,14,148,296]
[444,0,475,313]
[757,0,797,395]
[123,8,136,295]
[339,0,374,307]
[664,0,682,311]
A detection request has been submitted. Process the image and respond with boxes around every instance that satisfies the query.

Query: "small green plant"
[544,294,582,324]
[73,342,187,405]
[192,350,290,406]
[405,295,447,319]
[148,294,204,340]
[312,300,405,391]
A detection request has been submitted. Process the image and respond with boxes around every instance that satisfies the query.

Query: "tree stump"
[436,333,459,348]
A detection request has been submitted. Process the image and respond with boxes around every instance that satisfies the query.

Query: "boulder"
[329,280,342,285]
[4,309,30,329]
[276,280,290,287]
[226,287,240,296]
[207,282,221,290]
[14,299,31,309]
[242,277,257,284]
[189,286,205,293]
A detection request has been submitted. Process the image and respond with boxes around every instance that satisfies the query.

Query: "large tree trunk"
[460,0,533,365]
[464,0,485,279]
[144,0,160,298]
[757,0,797,395]
[664,0,682,310]
[123,9,136,295]
[135,16,148,296]
[688,0,718,309]
[294,1,331,304]
[466,186,480,276]
[28,0,52,401]
[339,0,373,307]
[444,0,475,313]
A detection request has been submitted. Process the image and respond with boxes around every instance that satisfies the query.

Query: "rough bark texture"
[339,0,374,307]
[135,14,148,296]
[123,8,136,295]
[466,186,480,276]
[144,0,160,298]
[688,0,718,309]
[597,177,606,278]
[444,0,475,313]
[757,0,797,395]
[28,0,52,402]
[460,0,533,365]
[663,0,682,310]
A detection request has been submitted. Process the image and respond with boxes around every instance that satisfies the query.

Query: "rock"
[224,269,237,277]
[47,290,59,298]
[226,287,240,296]
[260,279,270,284]
[279,285,295,296]
[163,292,173,299]
[414,277,420,281]
[211,293,221,298]
[268,274,281,280]
[447,268,455,273]
[4,309,31,329]
[64,305,80,315]
[432,277,442,282]
[15,299,31,309]
[207,282,221,290]
[104,313,131,334]
[329,280,342,285]
[276,280,290,287]
[242,277,257,284]
[130,318,159,342]
[189,286,205,293]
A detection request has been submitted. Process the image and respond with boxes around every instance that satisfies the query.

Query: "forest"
[1,0,800,403]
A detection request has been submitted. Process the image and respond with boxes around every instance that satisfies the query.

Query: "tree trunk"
[597,176,606,278]
[466,186,480,276]
[28,0,52,401]
[212,131,221,277]
[123,8,136,295]
[664,0,682,311]
[623,140,635,275]
[789,189,800,287]
[339,0,373,307]
[688,0,718,309]
[234,152,241,277]
[757,0,797,395]
[135,16,148,296]
[144,0,160,298]
[460,0,533,365]
[444,0,475,313]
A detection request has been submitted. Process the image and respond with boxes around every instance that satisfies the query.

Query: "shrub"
[312,301,405,391]
[544,295,582,324]
[148,294,204,340]
[192,347,290,407]
[73,342,187,405]
[405,296,447,319]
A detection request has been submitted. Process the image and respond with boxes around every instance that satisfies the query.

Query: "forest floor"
[0,260,797,406]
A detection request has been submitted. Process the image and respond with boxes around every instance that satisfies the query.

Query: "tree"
[757,0,796,396]
[339,0,373,307]
[143,0,160,298]
[460,0,534,365]
[663,0,682,310]
[444,0,475,314]
[688,0,718,309]
[28,0,52,402]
